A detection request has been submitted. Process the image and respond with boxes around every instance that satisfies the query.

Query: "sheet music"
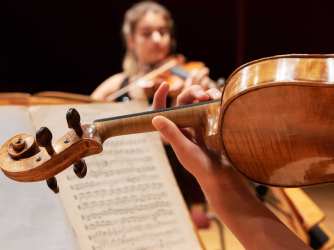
[29,101,203,250]
[0,106,80,250]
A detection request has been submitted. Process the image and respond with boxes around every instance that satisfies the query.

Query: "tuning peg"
[66,108,83,136]
[46,177,59,194]
[36,127,55,155]
[73,159,87,178]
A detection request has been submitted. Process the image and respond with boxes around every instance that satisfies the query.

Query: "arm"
[152,83,312,250]
[91,73,125,100]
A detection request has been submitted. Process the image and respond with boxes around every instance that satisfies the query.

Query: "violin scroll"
[0,108,103,193]
[7,133,40,159]
[11,137,25,152]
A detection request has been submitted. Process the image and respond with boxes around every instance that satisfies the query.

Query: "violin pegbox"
[36,126,59,193]
[66,108,88,179]
[0,108,103,193]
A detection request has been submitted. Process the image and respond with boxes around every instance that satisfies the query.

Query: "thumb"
[152,116,196,157]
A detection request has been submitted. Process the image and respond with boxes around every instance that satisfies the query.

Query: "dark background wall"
[1,0,334,95]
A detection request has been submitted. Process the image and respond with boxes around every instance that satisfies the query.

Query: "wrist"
[196,166,250,197]
[202,178,253,204]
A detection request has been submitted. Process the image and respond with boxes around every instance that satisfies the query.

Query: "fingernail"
[197,90,206,96]
[215,92,222,98]
[152,117,166,130]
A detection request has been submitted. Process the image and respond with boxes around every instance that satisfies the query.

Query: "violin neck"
[94,100,220,143]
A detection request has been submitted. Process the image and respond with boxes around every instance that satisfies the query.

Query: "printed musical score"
[29,102,203,250]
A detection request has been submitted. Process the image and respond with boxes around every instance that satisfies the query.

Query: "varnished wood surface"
[95,101,216,143]
[205,101,222,150]
[222,54,334,105]
[0,101,219,182]
[0,125,102,182]
[7,133,40,159]
[4,54,334,187]
[220,54,334,187]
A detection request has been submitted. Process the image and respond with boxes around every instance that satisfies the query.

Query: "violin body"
[2,54,334,188]
[106,54,220,101]
[141,60,206,98]
[160,61,207,97]
[220,54,334,187]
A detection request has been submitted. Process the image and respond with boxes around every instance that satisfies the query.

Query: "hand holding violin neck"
[94,100,220,143]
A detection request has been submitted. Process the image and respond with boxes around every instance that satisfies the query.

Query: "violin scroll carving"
[0,108,103,193]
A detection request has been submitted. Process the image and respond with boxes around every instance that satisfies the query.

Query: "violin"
[105,54,225,101]
[2,54,334,189]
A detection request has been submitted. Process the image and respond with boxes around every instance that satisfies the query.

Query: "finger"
[184,69,199,88]
[205,88,222,100]
[152,116,197,159]
[194,67,209,87]
[200,76,211,90]
[177,85,209,106]
[152,82,170,110]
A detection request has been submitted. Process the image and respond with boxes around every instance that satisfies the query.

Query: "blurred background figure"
[91,1,212,104]
[91,1,215,208]
[3,0,334,96]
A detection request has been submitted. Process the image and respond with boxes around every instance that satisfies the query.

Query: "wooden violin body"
[221,54,334,187]
[2,54,334,188]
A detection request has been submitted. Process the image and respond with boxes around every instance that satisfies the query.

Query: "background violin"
[105,54,225,102]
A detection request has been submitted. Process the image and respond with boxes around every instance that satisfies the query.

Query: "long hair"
[122,1,176,76]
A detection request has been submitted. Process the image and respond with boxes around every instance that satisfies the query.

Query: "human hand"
[184,67,211,90]
[152,83,313,250]
[152,82,248,196]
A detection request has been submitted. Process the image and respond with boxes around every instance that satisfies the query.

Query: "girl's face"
[128,11,171,66]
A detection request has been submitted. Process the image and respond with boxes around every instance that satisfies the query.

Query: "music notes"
[30,102,203,250]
